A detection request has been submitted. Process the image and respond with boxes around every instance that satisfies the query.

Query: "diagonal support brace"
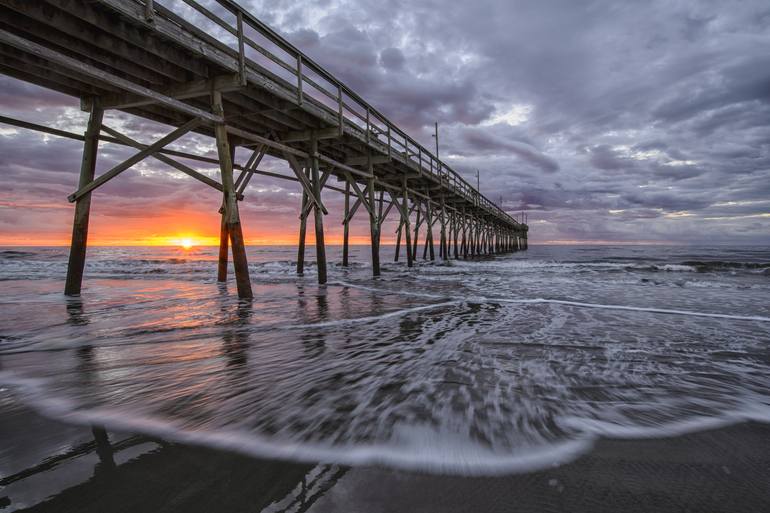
[68,118,202,202]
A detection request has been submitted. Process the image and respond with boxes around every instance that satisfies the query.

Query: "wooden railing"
[147,0,519,226]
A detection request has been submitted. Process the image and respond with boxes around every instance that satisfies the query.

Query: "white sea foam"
[4,369,769,476]
[328,282,770,323]
[286,301,461,329]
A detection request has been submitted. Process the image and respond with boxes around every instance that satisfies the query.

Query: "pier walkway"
[0,0,528,298]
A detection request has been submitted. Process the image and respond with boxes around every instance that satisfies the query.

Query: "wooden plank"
[227,125,307,158]
[101,74,242,110]
[4,0,192,81]
[279,127,340,143]
[344,155,390,166]
[0,29,222,122]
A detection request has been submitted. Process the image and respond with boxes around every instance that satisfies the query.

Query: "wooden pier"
[0,0,528,298]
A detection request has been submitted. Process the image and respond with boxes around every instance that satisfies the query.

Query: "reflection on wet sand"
[2,420,344,513]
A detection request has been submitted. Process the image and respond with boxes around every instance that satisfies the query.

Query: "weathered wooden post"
[342,180,350,267]
[452,212,459,259]
[439,194,447,259]
[412,200,421,259]
[65,101,103,296]
[367,153,380,277]
[217,212,229,281]
[212,91,253,299]
[424,199,435,260]
[310,133,327,284]
[394,221,403,262]
[402,175,413,267]
[218,140,236,282]
[297,167,309,275]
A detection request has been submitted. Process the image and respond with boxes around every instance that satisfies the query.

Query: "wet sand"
[2,396,769,513]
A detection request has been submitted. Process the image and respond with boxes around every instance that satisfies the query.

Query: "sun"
[180,238,193,250]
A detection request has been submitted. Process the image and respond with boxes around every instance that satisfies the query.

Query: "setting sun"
[180,239,193,250]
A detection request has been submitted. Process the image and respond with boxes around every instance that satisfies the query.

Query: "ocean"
[1,244,770,509]
[0,245,770,508]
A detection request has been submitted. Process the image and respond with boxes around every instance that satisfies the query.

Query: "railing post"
[144,0,154,22]
[387,125,391,158]
[297,54,303,105]
[236,11,247,86]
[337,85,344,136]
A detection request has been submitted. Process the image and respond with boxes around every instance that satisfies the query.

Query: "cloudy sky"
[1,0,769,245]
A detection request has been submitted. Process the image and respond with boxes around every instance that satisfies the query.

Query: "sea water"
[0,245,769,475]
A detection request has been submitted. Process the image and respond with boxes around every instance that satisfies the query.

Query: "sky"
[1,0,769,246]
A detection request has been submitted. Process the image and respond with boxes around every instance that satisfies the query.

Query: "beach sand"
[2,395,769,513]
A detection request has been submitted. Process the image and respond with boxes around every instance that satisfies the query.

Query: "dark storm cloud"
[1,0,769,244]
[462,129,559,173]
[379,47,405,72]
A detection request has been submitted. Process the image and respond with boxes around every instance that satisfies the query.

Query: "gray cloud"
[1,0,769,244]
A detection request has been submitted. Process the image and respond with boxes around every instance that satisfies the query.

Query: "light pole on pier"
[432,122,439,160]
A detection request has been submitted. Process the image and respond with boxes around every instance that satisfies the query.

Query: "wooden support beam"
[342,181,350,267]
[213,91,252,299]
[0,29,222,123]
[412,200,421,260]
[402,176,414,267]
[344,155,390,166]
[68,117,202,202]
[279,127,340,143]
[229,126,307,158]
[439,194,447,260]
[217,212,229,282]
[100,74,242,110]
[218,136,236,282]
[64,103,103,296]
[284,151,328,215]
[317,153,372,179]
[99,125,224,193]
[343,174,374,218]
[423,197,435,261]
[297,167,310,276]
[235,145,267,195]
[342,185,369,225]
[301,169,330,220]
[394,222,402,262]
[367,153,380,277]
[452,212,460,260]
[310,133,327,284]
